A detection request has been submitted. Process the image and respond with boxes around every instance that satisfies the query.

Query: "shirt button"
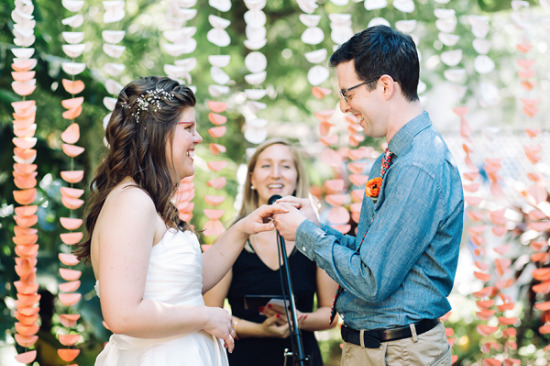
[341,314,344,319]
[302,246,306,251]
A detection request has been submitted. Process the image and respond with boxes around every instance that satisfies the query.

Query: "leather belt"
[341,319,439,348]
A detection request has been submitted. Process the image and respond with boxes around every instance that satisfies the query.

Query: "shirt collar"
[387,111,431,157]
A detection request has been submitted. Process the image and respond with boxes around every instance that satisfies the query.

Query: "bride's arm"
[95,187,233,347]
[201,204,288,293]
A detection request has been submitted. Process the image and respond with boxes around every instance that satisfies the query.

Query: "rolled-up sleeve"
[295,163,441,303]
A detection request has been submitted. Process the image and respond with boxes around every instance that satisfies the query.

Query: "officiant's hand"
[203,307,236,353]
[258,314,291,338]
[262,304,308,331]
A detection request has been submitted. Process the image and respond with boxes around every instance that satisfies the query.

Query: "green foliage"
[1,0,545,364]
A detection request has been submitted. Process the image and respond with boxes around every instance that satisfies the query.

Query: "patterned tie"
[380,148,393,178]
[329,148,394,324]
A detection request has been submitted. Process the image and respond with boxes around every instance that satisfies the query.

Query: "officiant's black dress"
[226,244,323,366]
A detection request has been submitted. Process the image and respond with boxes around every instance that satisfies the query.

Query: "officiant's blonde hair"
[236,138,309,222]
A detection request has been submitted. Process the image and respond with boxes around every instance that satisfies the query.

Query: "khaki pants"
[340,322,451,366]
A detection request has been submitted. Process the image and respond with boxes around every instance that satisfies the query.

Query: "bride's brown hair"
[74,76,195,262]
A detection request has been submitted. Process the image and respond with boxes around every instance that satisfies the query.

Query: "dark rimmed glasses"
[339,76,381,103]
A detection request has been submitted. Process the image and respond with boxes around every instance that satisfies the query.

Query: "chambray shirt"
[295,111,464,330]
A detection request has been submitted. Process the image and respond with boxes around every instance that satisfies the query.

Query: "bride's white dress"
[94,229,229,365]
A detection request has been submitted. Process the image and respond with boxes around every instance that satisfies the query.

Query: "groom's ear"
[379,74,398,101]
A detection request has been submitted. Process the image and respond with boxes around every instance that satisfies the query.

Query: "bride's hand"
[238,204,289,235]
[203,307,236,353]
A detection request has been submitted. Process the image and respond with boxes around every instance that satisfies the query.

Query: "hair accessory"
[121,88,174,123]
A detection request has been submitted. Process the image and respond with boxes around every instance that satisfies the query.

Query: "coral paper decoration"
[55,0,89,361]
[207,177,227,189]
[14,350,37,364]
[11,0,41,362]
[174,176,195,223]
[203,1,233,239]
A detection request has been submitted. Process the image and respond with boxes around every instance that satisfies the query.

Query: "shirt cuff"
[295,219,325,262]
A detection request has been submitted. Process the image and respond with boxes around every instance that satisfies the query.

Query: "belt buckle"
[360,329,381,349]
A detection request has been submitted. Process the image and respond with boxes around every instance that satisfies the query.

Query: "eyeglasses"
[339,76,381,103]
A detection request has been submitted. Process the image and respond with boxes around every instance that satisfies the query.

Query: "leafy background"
[1,0,549,364]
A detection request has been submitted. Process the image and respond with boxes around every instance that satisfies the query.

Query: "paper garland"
[101,0,126,130]
[56,0,87,363]
[6,1,550,362]
[513,1,547,360]
[433,3,467,363]
[202,1,232,238]
[457,4,533,363]
[318,3,357,235]
[11,1,40,363]
[163,0,198,89]
[242,0,269,145]
[162,0,199,226]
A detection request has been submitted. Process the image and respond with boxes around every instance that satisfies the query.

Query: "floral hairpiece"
[120,88,174,123]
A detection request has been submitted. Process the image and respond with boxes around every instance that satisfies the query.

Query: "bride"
[74,76,286,365]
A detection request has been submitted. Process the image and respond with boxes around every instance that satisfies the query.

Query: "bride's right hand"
[203,307,235,353]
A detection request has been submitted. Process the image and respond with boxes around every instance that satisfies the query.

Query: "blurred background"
[1,0,550,364]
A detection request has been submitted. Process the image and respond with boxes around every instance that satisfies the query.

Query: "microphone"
[268,194,282,205]
[267,193,308,364]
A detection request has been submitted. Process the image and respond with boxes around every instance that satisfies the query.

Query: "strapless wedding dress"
[94,229,228,365]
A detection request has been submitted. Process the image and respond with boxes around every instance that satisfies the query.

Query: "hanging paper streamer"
[460,7,524,363]
[510,1,548,360]
[529,133,550,355]
[510,1,539,121]
[300,1,347,234]
[391,0,424,95]
[437,6,483,365]
[161,0,199,226]
[325,5,357,235]
[163,0,197,89]
[101,0,126,130]
[364,0,391,29]
[11,0,41,363]
[202,0,232,239]
[433,5,465,364]
[241,0,268,145]
[56,0,87,363]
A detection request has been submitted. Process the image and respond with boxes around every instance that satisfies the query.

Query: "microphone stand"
[276,229,308,366]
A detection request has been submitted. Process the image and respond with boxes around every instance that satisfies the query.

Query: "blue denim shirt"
[295,112,464,330]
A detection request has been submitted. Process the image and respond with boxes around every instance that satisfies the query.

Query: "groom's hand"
[272,205,307,242]
[275,195,320,226]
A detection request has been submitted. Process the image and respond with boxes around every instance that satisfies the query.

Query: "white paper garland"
[468,15,498,106]
[100,0,126,131]
[162,0,199,224]
[242,0,268,144]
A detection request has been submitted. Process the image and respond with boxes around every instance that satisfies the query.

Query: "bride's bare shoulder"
[99,179,156,224]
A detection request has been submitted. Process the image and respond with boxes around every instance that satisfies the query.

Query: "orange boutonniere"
[365,177,382,201]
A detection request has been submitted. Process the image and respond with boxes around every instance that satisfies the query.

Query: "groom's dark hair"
[329,25,420,102]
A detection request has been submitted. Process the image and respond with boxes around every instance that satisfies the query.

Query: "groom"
[273,25,463,365]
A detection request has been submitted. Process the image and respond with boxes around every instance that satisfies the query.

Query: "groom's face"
[335,60,387,139]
